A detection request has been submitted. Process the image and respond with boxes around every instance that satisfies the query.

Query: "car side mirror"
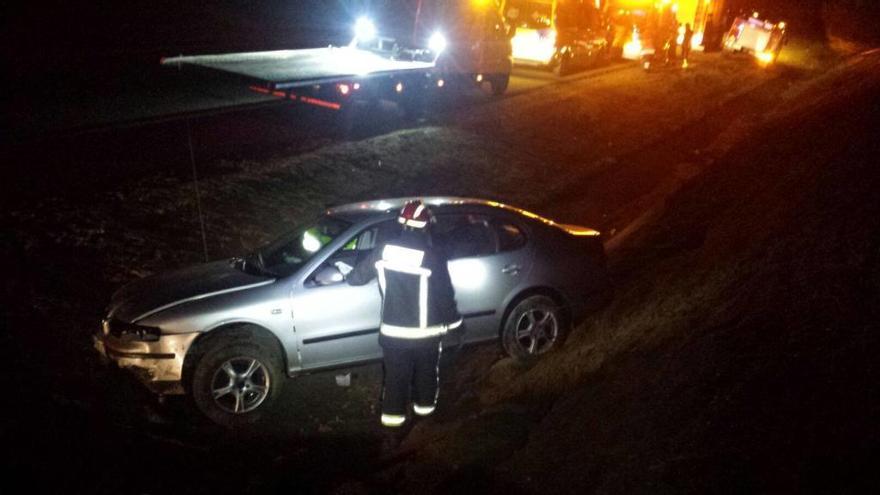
[314,265,344,286]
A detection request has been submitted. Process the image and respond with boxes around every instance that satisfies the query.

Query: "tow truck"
[161,7,513,127]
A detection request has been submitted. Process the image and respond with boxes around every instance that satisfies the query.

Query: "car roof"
[326,196,601,237]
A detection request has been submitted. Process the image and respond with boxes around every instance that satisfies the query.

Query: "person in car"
[346,200,462,429]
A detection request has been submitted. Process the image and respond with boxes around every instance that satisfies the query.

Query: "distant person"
[682,23,694,66]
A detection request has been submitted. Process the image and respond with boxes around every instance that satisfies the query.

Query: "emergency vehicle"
[161,1,513,127]
[723,13,787,65]
[606,0,724,60]
[502,0,607,75]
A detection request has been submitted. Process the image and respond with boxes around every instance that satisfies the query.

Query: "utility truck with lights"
[502,0,607,75]
[162,9,513,124]
[722,13,787,65]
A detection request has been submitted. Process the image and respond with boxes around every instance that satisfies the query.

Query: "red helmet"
[398,200,431,229]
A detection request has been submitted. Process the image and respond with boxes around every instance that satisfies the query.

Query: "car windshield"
[241,216,352,278]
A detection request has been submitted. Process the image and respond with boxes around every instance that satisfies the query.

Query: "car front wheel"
[191,335,284,427]
[502,295,564,361]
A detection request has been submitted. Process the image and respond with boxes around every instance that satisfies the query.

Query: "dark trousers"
[381,340,442,416]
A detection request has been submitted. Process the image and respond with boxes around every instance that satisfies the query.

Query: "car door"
[436,213,533,344]
[289,221,395,370]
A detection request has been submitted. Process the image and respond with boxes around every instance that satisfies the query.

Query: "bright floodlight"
[428,32,448,54]
[354,17,377,42]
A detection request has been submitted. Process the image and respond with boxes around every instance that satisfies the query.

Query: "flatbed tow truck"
[161,13,512,125]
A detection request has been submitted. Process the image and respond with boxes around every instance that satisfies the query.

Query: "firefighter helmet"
[398,200,432,229]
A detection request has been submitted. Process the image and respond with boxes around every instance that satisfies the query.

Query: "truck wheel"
[490,73,510,96]
[191,333,284,428]
[502,295,565,361]
[334,102,358,138]
[553,56,571,77]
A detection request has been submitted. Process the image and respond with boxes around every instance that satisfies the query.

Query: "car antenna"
[186,118,210,262]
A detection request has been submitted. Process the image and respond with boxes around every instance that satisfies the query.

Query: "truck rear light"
[437,79,445,88]
[338,83,351,95]
[395,82,404,93]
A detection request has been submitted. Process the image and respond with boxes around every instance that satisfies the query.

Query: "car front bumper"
[94,330,199,395]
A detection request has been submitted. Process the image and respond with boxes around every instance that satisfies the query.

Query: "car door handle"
[501,264,521,275]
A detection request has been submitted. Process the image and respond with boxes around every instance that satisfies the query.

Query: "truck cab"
[426,0,514,95]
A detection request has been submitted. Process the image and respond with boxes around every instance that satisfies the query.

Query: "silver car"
[95,197,609,426]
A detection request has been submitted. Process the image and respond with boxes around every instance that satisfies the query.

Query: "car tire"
[502,295,565,361]
[191,333,284,428]
[490,73,510,96]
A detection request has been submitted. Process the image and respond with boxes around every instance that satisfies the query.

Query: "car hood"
[108,260,274,323]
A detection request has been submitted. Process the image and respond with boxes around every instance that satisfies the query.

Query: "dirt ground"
[3,45,877,493]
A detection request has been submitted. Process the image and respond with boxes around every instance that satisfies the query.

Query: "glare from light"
[622,28,643,60]
[303,231,322,253]
[476,73,483,82]
[437,78,445,87]
[395,82,404,93]
[511,28,557,64]
[448,259,488,290]
[428,32,447,54]
[354,17,377,42]
[338,83,350,95]
[756,51,775,65]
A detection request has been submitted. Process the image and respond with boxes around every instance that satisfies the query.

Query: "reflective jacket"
[349,230,462,342]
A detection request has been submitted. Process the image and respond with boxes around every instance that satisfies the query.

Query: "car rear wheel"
[191,334,284,427]
[502,295,564,361]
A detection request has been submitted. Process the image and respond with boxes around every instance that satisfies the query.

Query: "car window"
[493,219,527,252]
[309,220,398,285]
[434,214,498,259]
[255,216,352,278]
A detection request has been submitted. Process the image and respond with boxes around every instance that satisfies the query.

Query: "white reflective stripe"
[376,262,387,292]
[419,273,428,328]
[376,260,432,277]
[380,323,449,339]
[413,404,435,416]
[382,244,424,267]
[413,203,425,218]
[381,414,406,427]
[447,318,463,330]
[433,341,442,407]
[405,219,428,228]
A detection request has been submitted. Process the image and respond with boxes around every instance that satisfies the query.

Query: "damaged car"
[95,197,610,426]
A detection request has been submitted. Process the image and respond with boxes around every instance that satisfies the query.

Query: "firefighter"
[347,200,462,428]
[681,23,694,67]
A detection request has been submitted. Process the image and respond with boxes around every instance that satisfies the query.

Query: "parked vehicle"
[162,3,514,128]
[723,14,787,65]
[95,197,610,426]
[504,0,607,75]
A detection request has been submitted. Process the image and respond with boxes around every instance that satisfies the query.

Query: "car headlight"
[104,318,161,342]
[429,32,447,54]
